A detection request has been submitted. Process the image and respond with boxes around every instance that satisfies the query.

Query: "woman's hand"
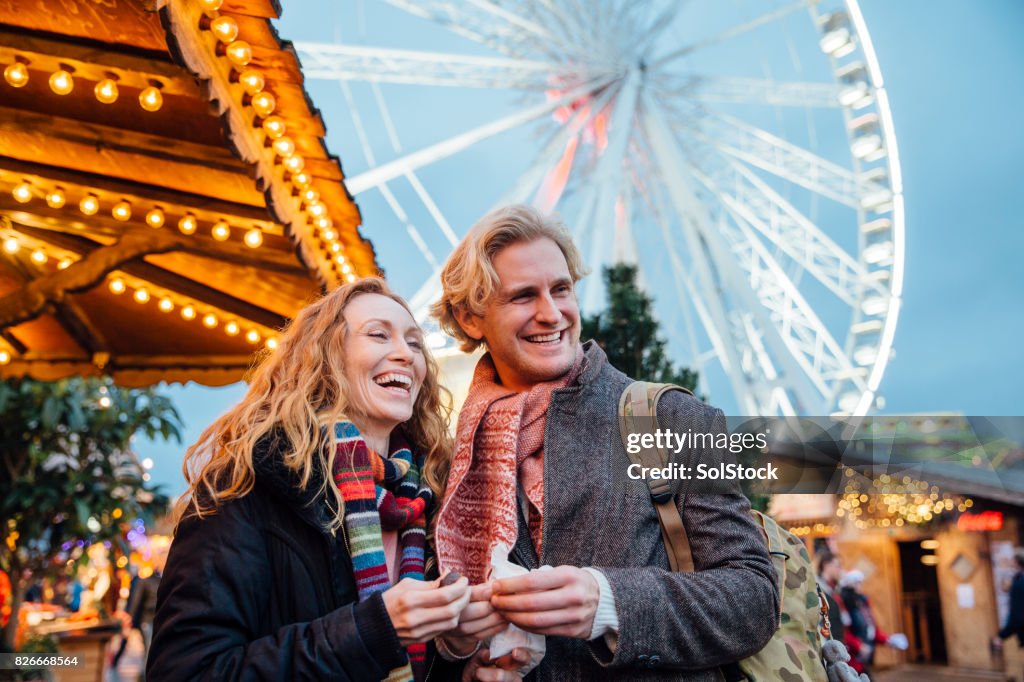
[461,648,532,682]
[440,581,510,655]
[382,575,470,647]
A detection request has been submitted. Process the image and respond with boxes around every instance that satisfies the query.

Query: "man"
[430,205,779,681]
[993,547,1024,674]
[816,553,847,644]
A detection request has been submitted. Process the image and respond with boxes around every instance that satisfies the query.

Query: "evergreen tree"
[581,263,698,391]
[581,264,768,511]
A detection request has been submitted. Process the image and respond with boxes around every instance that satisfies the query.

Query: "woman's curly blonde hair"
[174,277,452,532]
[430,204,588,351]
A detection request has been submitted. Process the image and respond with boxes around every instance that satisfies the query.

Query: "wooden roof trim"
[157,0,376,288]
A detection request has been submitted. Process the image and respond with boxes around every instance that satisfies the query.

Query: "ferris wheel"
[294,0,904,417]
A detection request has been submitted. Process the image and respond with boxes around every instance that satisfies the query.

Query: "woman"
[148,278,471,681]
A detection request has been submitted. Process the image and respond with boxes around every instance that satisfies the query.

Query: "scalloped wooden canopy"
[0,0,377,386]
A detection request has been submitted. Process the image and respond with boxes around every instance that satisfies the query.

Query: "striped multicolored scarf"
[332,421,432,682]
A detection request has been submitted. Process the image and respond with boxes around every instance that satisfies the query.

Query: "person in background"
[993,547,1024,675]
[112,547,167,673]
[840,570,907,675]
[816,553,849,645]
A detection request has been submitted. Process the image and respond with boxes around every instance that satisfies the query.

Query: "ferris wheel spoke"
[713,198,868,401]
[640,109,781,414]
[650,0,813,69]
[383,0,563,57]
[297,43,558,89]
[643,95,837,412]
[693,156,887,306]
[664,76,841,108]
[685,111,882,208]
[344,77,612,195]
[655,203,760,413]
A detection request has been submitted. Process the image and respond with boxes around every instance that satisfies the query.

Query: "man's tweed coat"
[504,341,780,681]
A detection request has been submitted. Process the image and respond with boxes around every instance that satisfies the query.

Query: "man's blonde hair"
[431,204,588,352]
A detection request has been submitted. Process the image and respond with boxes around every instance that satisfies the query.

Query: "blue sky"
[143,1,1024,495]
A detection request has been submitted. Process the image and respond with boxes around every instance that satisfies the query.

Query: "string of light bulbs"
[5,178,270,248]
[3,59,165,112]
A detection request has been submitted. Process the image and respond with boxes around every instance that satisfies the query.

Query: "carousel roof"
[0,0,377,386]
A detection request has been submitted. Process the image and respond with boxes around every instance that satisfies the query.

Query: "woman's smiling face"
[342,293,426,443]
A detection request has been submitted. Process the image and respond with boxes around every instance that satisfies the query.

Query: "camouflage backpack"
[618,382,827,682]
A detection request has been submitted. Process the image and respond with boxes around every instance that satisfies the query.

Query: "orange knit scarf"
[434,348,583,583]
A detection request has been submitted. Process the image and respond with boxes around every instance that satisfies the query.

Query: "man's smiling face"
[456,237,580,392]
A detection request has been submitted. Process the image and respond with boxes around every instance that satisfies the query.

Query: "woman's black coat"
[147,435,412,681]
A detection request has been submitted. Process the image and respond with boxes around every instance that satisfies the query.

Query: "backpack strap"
[618,381,695,573]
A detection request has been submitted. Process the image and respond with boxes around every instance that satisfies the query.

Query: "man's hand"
[442,581,510,655]
[461,647,532,682]
[489,565,599,639]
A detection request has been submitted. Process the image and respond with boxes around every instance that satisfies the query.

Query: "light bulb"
[4,62,29,88]
[139,86,163,112]
[225,321,240,336]
[80,194,99,215]
[307,201,326,217]
[283,154,304,173]
[46,188,66,208]
[49,69,74,95]
[146,208,165,228]
[250,91,275,117]
[181,305,197,320]
[330,242,341,253]
[210,15,239,43]
[334,254,346,266]
[239,69,264,94]
[133,288,150,304]
[30,249,47,264]
[198,0,223,9]
[245,329,260,344]
[265,338,278,350]
[243,228,263,248]
[202,313,218,328]
[212,221,230,241]
[3,237,19,254]
[272,137,295,158]
[178,213,197,234]
[321,229,337,241]
[302,188,319,203]
[94,79,119,104]
[345,273,357,283]
[0,351,10,365]
[262,116,286,138]
[158,297,174,312]
[109,278,126,294]
[226,41,253,67]
[12,182,32,203]
[291,171,311,188]
[112,200,132,221]
[316,217,332,230]
[58,258,72,270]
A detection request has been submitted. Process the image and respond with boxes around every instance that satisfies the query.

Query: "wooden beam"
[0,106,247,175]
[0,228,287,329]
[51,299,110,356]
[0,107,265,206]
